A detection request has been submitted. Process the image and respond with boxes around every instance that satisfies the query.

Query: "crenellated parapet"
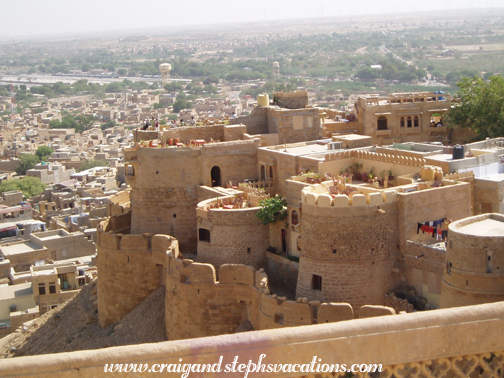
[165,254,395,340]
[301,182,398,208]
[325,149,427,167]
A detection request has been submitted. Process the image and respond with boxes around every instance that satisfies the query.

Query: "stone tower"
[440,213,504,308]
[296,186,401,311]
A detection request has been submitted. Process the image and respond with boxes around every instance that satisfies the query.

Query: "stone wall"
[196,198,269,271]
[269,107,321,144]
[397,182,472,251]
[296,188,401,310]
[402,241,445,308]
[264,252,299,294]
[97,218,177,327]
[272,91,309,109]
[230,106,268,135]
[165,255,392,341]
[474,177,504,215]
[107,190,131,217]
[440,213,504,309]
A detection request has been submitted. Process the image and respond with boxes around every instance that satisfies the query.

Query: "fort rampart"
[97,214,178,327]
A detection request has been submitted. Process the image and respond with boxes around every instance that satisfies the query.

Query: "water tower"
[273,61,280,78]
[159,63,172,85]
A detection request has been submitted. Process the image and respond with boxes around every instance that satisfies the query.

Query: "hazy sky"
[2,0,503,39]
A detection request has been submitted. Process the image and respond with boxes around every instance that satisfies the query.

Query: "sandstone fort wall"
[196,198,269,271]
[296,188,401,309]
[97,217,177,327]
[441,213,504,309]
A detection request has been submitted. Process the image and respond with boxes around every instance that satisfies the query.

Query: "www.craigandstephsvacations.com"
[104,354,383,376]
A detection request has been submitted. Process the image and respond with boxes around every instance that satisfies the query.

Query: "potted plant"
[379,170,387,186]
[362,172,369,183]
[388,167,395,181]
[352,163,363,180]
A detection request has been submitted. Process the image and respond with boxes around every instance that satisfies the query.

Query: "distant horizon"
[2,1,504,42]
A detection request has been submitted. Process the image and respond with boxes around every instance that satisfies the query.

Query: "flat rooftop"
[279,143,328,157]
[1,242,42,256]
[457,218,504,237]
[0,282,33,300]
[477,173,504,182]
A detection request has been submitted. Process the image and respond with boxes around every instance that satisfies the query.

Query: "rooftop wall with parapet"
[159,124,226,143]
[97,218,178,327]
[3,302,504,378]
[165,254,395,341]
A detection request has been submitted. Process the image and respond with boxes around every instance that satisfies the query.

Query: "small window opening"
[311,274,322,291]
[291,210,299,226]
[173,214,177,218]
[332,249,337,254]
[199,228,210,242]
[247,248,251,254]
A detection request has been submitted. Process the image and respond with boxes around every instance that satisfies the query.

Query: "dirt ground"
[0,279,167,358]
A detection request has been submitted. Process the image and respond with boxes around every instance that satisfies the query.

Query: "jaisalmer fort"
[1,11,504,378]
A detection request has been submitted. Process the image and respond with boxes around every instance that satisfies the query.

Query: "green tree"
[0,176,46,198]
[16,154,40,175]
[255,196,287,226]
[101,119,116,131]
[173,94,192,113]
[78,159,110,172]
[35,145,54,161]
[447,75,504,139]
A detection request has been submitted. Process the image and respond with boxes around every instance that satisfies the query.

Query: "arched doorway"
[211,166,221,187]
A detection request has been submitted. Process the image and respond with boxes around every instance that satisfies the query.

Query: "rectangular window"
[199,228,210,243]
[311,274,322,291]
[38,283,46,295]
[49,282,56,294]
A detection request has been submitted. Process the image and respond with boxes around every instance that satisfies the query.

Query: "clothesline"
[416,218,449,241]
